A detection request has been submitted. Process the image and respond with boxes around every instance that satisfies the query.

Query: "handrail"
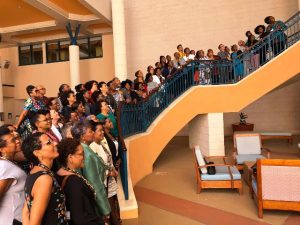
[120,12,300,138]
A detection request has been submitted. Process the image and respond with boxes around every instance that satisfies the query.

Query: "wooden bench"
[260,132,293,143]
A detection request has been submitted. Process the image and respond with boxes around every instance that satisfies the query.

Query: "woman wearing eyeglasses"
[31,110,60,143]
[0,126,27,225]
[56,138,102,225]
[15,85,47,140]
[21,132,67,225]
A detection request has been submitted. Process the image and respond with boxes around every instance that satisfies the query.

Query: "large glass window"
[90,36,103,58]
[45,35,102,63]
[78,38,89,59]
[46,40,70,63]
[19,44,43,66]
[46,42,59,62]
[78,36,103,59]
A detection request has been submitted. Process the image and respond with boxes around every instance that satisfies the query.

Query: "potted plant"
[232,112,254,132]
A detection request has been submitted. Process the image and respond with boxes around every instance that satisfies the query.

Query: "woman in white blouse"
[0,126,27,225]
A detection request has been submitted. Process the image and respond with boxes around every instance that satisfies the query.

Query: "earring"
[2,152,7,159]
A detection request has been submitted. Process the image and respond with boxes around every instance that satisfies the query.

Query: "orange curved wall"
[125,42,300,186]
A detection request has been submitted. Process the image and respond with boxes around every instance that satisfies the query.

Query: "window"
[78,36,103,59]
[46,40,70,63]
[45,35,103,63]
[19,44,43,66]
[90,36,103,58]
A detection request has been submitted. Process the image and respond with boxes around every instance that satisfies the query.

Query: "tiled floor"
[123,136,300,225]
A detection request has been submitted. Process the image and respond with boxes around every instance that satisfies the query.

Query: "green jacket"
[81,143,111,216]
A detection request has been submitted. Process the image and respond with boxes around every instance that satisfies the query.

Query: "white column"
[189,113,225,156]
[111,0,128,81]
[69,45,80,90]
[0,67,4,125]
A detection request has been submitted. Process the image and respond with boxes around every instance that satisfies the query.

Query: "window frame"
[18,43,43,66]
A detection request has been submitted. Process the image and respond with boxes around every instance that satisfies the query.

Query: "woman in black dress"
[56,138,102,225]
[21,132,67,225]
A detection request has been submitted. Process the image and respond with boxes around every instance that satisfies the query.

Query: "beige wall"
[224,79,300,136]
[124,0,298,78]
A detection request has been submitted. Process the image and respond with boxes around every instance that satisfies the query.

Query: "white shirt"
[0,160,26,224]
[51,124,62,141]
[152,75,161,85]
[183,55,194,62]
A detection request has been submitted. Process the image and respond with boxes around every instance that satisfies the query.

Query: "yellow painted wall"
[126,42,300,186]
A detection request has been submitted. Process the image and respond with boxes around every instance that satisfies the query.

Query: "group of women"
[0,80,123,225]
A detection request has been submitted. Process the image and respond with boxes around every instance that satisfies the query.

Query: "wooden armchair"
[233,133,271,170]
[193,146,243,194]
[250,159,300,218]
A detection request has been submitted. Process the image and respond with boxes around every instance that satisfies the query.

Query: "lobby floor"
[122,136,300,225]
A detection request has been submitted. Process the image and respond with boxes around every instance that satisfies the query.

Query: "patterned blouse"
[24,170,67,225]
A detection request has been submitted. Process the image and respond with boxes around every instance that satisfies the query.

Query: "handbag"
[206,162,216,175]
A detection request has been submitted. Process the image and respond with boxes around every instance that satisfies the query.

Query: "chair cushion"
[236,154,265,164]
[236,135,261,155]
[201,166,241,181]
[252,178,257,196]
[195,146,207,174]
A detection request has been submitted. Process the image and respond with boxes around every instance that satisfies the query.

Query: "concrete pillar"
[111,0,128,81]
[0,67,4,125]
[189,113,225,156]
[69,45,80,90]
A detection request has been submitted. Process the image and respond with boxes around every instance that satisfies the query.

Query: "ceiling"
[0,0,112,46]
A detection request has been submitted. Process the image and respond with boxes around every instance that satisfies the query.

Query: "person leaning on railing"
[265,16,287,56]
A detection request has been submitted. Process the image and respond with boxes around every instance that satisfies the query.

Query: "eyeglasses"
[38,118,52,122]
[37,88,46,91]
[42,139,53,146]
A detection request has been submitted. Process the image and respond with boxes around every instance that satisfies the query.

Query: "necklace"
[63,167,96,199]
[0,156,20,166]
[38,163,54,177]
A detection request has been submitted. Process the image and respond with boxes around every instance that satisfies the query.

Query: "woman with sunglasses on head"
[0,126,27,225]
[15,85,47,140]
[21,132,67,225]
[56,138,102,225]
